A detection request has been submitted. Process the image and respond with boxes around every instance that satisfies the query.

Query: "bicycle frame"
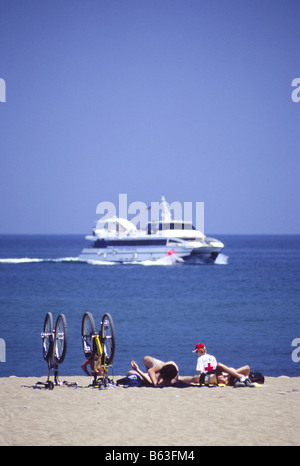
[40,327,59,388]
[81,311,115,389]
[90,333,113,388]
[39,313,68,389]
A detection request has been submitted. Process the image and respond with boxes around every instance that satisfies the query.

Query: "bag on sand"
[249,371,264,384]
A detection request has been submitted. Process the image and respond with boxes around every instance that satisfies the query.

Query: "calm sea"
[0,234,299,378]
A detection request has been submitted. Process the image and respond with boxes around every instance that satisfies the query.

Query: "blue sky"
[0,0,299,234]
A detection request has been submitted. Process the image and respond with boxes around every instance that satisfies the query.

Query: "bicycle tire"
[82,312,96,360]
[42,312,54,361]
[54,314,68,364]
[101,313,115,365]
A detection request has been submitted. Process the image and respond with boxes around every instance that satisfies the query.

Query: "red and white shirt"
[196,353,217,373]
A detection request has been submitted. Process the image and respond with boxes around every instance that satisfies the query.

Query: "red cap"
[192,343,205,352]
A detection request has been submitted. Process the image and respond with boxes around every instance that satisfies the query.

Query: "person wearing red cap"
[191,343,218,385]
[190,343,254,387]
[193,343,217,376]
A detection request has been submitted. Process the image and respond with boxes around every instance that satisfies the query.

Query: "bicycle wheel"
[42,312,54,361]
[54,314,68,364]
[82,312,96,360]
[101,313,115,365]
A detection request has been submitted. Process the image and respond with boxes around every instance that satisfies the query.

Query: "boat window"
[164,222,195,230]
[147,222,196,234]
[147,223,156,234]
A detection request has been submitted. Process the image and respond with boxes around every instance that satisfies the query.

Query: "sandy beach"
[0,375,299,446]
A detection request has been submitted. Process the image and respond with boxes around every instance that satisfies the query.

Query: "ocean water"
[0,234,299,379]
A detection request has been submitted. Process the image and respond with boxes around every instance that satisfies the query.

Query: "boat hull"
[79,245,191,263]
[79,244,222,264]
[184,249,222,264]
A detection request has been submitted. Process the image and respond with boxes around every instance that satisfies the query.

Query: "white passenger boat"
[79,197,224,264]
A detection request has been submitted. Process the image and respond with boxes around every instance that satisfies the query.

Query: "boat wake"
[0,257,80,264]
[214,253,229,265]
[0,255,184,266]
[138,252,185,266]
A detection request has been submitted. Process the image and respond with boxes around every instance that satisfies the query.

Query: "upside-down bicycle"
[38,312,68,389]
[81,312,115,388]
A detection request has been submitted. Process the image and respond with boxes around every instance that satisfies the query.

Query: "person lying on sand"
[128,356,179,387]
[180,343,255,387]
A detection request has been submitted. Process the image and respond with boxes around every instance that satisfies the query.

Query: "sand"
[0,375,299,446]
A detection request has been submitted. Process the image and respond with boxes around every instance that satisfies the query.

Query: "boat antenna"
[160,195,171,222]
